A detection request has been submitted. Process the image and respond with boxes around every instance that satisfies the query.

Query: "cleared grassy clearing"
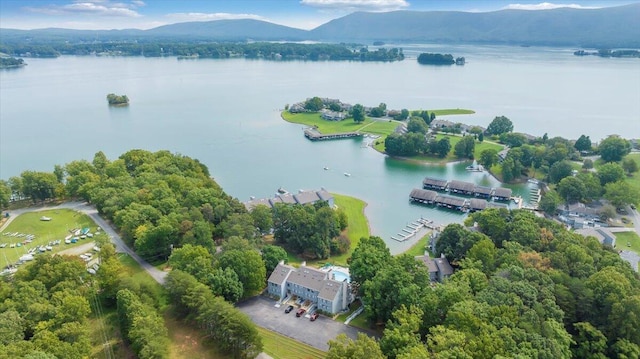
[257,326,326,359]
[329,194,369,266]
[282,112,368,133]
[0,209,108,264]
[164,308,231,359]
[428,109,476,116]
[614,231,640,255]
[402,233,433,257]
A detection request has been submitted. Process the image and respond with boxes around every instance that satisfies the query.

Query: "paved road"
[238,296,369,351]
[1,201,167,284]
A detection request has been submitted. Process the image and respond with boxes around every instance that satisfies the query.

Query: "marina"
[391,218,437,242]
[303,128,362,141]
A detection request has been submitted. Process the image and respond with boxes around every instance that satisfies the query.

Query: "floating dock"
[391,218,435,242]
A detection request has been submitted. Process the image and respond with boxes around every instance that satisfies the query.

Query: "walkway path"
[1,201,167,284]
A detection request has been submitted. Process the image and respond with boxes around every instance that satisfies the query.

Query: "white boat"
[344,172,351,177]
[40,216,51,221]
[324,167,330,170]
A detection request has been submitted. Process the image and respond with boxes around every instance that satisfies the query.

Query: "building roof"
[316,189,333,202]
[576,228,616,247]
[423,177,448,188]
[435,195,467,207]
[294,190,320,205]
[267,263,295,286]
[493,187,512,198]
[244,198,273,211]
[473,186,493,195]
[415,254,438,273]
[434,256,454,276]
[287,265,328,292]
[469,198,487,210]
[277,193,297,204]
[318,279,343,301]
[448,180,475,192]
[410,188,438,201]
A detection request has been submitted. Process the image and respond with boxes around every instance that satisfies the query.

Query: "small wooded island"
[417,53,465,65]
[0,56,26,69]
[106,93,129,106]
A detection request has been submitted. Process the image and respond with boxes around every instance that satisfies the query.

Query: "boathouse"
[468,198,487,212]
[409,189,438,204]
[492,188,513,201]
[473,185,493,199]
[423,177,448,191]
[447,180,475,195]
[304,128,361,141]
[435,195,466,211]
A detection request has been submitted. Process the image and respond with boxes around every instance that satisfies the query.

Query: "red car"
[310,313,319,321]
[296,308,306,317]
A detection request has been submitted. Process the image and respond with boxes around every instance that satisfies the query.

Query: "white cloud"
[24,1,143,18]
[300,0,409,11]
[165,12,268,23]
[504,2,600,10]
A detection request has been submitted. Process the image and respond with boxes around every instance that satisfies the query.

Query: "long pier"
[304,128,362,141]
[391,218,436,242]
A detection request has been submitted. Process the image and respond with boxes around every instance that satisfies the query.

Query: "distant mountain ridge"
[1,3,639,48]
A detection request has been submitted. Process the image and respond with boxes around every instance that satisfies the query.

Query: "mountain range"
[1,3,639,48]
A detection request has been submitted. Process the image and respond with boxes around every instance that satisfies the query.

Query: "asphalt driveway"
[237,296,368,351]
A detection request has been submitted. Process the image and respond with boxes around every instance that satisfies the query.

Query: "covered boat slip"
[421,176,513,201]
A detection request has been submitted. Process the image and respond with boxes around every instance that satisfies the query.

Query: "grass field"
[625,153,640,200]
[282,112,373,134]
[0,209,108,265]
[429,109,476,116]
[257,326,326,359]
[329,194,369,266]
[614,231,640,255]
[402,233,433,257]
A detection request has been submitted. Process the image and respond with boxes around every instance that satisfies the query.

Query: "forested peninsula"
[0,56,25,68]
[0,42,405,62]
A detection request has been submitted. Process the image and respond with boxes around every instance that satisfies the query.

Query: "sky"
[0,0,637,30]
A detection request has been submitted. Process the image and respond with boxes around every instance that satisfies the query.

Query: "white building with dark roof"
[266,261,353,314]
[244,189,335,211]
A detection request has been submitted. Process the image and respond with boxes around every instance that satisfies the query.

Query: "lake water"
[1,45,638,253]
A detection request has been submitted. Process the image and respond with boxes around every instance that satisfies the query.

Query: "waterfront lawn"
[358,119,401,136]
[615,231,640,255]
[257,326,326,359]
[402,233,432,257]
[625,154,640,200]
[428,109,476,116]
[282,111,364,133]
[0,209,108,265]
[330,194,370,266]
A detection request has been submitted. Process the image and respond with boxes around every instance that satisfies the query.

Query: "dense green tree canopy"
[574,135,592,152]
[485,116,513,135]
[598,135,631,162]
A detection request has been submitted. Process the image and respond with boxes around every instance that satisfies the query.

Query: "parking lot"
[237,296,367,351]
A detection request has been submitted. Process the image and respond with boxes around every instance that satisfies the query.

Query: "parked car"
[284,305,294,314]
[296,308,306,317]
[310,313,319,321]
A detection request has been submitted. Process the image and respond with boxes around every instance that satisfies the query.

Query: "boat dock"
[304,128,362,141]
[391,218,436,242]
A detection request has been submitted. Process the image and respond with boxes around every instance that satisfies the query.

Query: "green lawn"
[614,231,640,255]
[428,109,476,116]
[0,209,108,265]
[329,194,370,266]
[625,153,640,202]
[402,233,432,257]
[282,111,373,134]
[257,327,326,359]
[118,253,169,308]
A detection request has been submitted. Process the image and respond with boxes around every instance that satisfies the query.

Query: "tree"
[479,149,498,169]
[574,135,592,152]
[500,132,527,147]
[539,190,562,215]
[436,137,451,158]
[598,135,631,162]
[369,103,387,117]
[598,204,616,221]
[478,132,484,142]
[557,176,586,203]
[597,162,625,186]
[20,171,58,202]
[583,158,594,170]
[604,181,640,208]
[168,244,214,280]
[454,135,475,159]
[349,236,391,292]
[352,104,365,123]
[622,157,639,175]
[486,116,513,136]
[303,96,323,111]
[548,160,573,184]
[249,204,272,235]
[216,249,266,298]
[407,117,428,134]
[327,333,385,359]
[205,267,244,303]
[261,244,288,275]
[0,180,10,209]
[0,310,25,345]
[380,305,424,359]
[435,224,485,263]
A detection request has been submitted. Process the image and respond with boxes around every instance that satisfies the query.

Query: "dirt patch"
[57,242,96,257]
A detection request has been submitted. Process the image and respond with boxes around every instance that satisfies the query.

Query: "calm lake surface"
[1,45,638,253]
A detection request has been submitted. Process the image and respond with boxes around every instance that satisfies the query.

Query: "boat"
[324,167,330,170]
[277,187,289,194]
[344,173,351,177]
[40,216,51,221]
